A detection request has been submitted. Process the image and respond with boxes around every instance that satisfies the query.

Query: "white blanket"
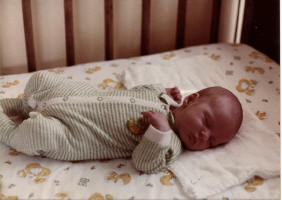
[117,55,229,91]
[116,56,280,199]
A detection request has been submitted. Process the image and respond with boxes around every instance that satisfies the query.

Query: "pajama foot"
[0,111,17,144]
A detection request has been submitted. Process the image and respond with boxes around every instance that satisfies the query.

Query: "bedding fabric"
[0,43,280,199]
[118,55,280,198]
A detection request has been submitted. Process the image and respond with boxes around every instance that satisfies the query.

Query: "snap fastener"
[29,111,40,119]
[130,98,136,103]
[161,105,167,110]
[36,150,45,156]
[97,97,103,101]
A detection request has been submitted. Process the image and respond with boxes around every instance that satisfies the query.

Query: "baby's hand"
[141,111,170,132]
[165,87,182,104]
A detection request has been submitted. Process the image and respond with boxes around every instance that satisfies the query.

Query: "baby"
[0,71,243,174]
[145,86,243,151]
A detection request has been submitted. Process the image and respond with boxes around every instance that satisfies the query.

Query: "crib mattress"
[0,43,280,199]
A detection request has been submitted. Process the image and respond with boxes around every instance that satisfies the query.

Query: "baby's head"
[172,86,243,151]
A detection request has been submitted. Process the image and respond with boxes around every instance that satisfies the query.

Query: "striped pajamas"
[0,71,182,173]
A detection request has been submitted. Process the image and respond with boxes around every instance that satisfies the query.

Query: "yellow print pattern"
[107,171,131,185]
[2,80,19,88]
[236,79,257,95]
[17,163,51,184]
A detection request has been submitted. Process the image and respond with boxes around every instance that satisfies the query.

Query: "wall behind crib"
[0,0,236,75]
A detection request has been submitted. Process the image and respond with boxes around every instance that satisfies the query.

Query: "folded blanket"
[116,56,280,199]
[116,56,227,91]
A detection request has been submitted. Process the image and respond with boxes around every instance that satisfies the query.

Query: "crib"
[0,0,280,199]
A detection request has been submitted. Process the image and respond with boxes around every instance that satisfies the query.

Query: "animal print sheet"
[0,43,280,199]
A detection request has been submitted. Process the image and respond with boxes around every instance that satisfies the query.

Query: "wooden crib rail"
[21,0,221,73]
[64,0,75,66]
[176,0,187,49]
[141,0,151,56]
[22,0,36,72]
[104,0,114,61]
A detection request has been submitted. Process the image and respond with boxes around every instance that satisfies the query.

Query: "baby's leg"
[0,107,17,143]
[0,111,72,160]
[0,98,24,116]
[22,71,67,114]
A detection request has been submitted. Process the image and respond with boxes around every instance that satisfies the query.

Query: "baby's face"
[172,92,237,151]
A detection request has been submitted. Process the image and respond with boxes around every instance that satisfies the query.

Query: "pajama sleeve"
[130,84,166,94]
[132,125,182,174]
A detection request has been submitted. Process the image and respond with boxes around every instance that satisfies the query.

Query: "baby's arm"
[132,111,181,174]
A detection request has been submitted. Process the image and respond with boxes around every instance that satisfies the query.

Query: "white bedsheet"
[0,43,280,199]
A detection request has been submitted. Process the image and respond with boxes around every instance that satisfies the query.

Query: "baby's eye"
[204,115,209,128]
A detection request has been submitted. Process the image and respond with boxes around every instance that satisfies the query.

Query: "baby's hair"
[199,86,243,135]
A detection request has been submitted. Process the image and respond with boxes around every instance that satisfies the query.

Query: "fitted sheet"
[0,43,280,199]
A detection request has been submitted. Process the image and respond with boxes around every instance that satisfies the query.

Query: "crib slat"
[22,0,36,72]
[105,0,114,60]
[176,0,187,49]
[64,0,75,66]
[210,0,221,43]
[141,0,151,55]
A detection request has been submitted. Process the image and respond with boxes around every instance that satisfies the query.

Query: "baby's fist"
[165,87,182,104]
[141,111,170,132]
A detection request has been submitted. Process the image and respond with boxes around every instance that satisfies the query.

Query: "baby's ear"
[183,93,200,105]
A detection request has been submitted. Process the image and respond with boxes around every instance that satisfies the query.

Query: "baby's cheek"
[179,132,190,148]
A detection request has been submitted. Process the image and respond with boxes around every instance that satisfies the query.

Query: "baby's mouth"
[188,134,196,145]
